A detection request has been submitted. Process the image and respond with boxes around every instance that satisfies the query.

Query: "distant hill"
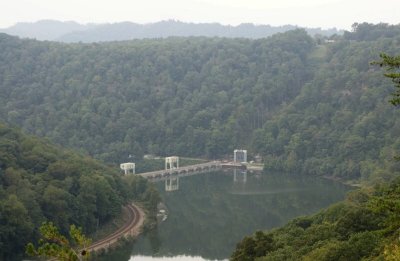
[0,20,342,42]
[0,19,96,41]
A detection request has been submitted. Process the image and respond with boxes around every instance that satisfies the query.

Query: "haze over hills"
[0,20,343,42]
[0,20,93,41]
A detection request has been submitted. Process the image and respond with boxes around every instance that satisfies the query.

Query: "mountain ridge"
[0,20,343,42]
[0,24,399,184]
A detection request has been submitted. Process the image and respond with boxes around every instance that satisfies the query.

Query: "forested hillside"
[0,29,314,163]
[1,22,400,261]
[0,23,399,182]
[0,122,157,260]
[231,26,400,261]
[231,178,400,260]
[260,30,400,181]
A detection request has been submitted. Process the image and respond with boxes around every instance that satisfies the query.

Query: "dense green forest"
[231,178,400,260]
[1,22,400,260]
[1,23,399,183]
[0,122,158,260]
[0,28,315,164]
[231,26,400,261]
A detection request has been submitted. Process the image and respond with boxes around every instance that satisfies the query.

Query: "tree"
[373,53,400,163]
[373,53,400,106]
[26,222,91,261]
[231,231,274,261]
[0,194,33,258]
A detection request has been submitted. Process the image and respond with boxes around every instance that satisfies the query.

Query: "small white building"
[234,149,247,163]
[120,162,135,175]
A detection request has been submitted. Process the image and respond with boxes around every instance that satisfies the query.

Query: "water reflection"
[233,169,247,183]
[101,170,351,261]
[165,177,179,191]
[164,168,246,192]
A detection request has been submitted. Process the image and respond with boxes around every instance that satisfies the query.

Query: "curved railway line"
[87,203,144,252]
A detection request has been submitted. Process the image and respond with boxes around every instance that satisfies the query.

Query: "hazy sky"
[1,0,399,29]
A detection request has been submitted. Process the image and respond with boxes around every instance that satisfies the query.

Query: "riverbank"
[322,175,362,188]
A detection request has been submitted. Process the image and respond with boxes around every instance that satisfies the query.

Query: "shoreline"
[322,175,362,188]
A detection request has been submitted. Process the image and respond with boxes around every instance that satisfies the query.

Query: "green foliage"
[373,53,400,106]
[26,221,91,261]
[232,25,400,260]
[344,22,400,41]
[1,25,400,183]
[231,231,274,261]
[141,185,161,215]
[368,179,400,232]
[0,30,315,164]
[259,25,400,181]
[231,178,400,260]
[0,194,34,258]
[1,23,400,260]
[0,123,156,259]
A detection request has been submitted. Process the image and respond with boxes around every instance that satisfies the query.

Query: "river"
[99,169,351,261]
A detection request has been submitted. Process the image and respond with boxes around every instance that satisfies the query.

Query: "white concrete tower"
[165,156,179,170]
[120,162,135,174]
[234,149,247,163]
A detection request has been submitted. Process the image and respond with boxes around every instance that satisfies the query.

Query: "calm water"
[100,170,351,261]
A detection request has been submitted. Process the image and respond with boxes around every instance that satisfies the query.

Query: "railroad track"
[87,203,142,252]
[46,203,143,260]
